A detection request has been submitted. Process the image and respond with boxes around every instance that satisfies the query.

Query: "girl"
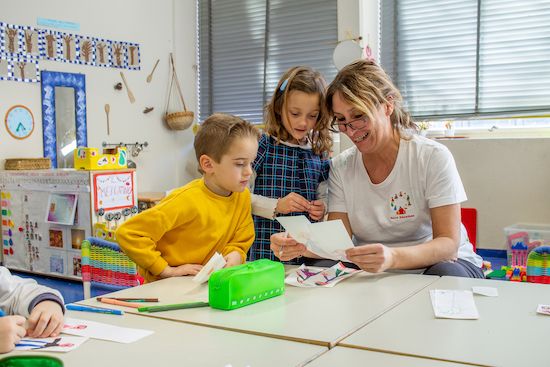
[248,66,332,264]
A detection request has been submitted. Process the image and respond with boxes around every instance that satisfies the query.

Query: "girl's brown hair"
[326,60,416,136]
[264,66,332,156]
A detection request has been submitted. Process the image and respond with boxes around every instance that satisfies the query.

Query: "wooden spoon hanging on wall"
[104,104,111,135]
[146,59,160,83]
[119,72,135,103]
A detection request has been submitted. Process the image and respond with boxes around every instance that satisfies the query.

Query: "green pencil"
[138,301,209,313]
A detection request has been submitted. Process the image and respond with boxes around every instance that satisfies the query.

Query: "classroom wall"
[0,0,198,192]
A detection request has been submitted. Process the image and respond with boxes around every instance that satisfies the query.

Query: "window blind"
[198,0,337,124]
[380,0,550,119]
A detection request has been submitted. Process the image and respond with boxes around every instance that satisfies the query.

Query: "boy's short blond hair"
[194,113,260,173]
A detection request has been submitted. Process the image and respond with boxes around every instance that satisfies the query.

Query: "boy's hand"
[27,300,64,338]
[159,264,203,278]
[223,251,243,268]
[276,193,311,214]
[308,200,325,221]
[0,315,26,353]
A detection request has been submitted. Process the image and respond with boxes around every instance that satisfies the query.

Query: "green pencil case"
[208,259,285,310]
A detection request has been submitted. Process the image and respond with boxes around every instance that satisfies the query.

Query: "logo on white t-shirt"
[389,191,415,221]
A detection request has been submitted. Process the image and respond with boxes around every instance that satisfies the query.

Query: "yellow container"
[74,147,127,170]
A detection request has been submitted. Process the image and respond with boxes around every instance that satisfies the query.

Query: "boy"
[116,113,260,283]
[0,266,65,354]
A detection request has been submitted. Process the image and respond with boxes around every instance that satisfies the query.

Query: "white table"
[306,346,473,366]
[78,270,438,347]
[3,310,326,367]
[339,276,550,367]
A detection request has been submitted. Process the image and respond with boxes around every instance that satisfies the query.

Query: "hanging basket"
[164,111,194,130]
[164,53,194,131]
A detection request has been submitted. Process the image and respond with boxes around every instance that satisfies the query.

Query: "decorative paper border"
[0,54,11,81]
[0,20,140,72]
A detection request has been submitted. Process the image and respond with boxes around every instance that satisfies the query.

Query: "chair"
[461,207,477,252]
[81,237,142,299]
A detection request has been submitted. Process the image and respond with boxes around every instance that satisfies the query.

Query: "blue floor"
[11,249,509,304]
[12,271,112,304]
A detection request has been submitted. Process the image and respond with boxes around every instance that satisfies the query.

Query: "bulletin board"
[0,169,138,280]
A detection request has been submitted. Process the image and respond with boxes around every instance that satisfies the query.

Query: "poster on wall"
[93,171,135,211]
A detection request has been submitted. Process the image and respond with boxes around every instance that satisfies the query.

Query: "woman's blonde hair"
[326,60,416,135]
[264,66,332,156]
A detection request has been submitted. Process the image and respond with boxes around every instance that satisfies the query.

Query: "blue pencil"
[66,304,124,315]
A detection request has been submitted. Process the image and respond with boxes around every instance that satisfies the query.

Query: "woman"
[270,60,483,278]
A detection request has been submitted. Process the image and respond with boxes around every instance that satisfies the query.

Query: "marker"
[96,297,159,303]
[97,298,141,309]
[0,309,5,317]
[66,304,124,315]
[138,301,209,313]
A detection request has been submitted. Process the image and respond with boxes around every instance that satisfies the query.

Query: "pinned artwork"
[94,38,111,67]
[1,23,20,54]
[11,57,39,82]
[40,29,59,60]
[77,35,94,65]
[49,228,65,249]
[45,193,78,225]
[49,252,66,274]
[58,32,77,63]
[127,43,140,70]
[70,254,82,277]
[0,56,9,80]
[20,25,41,58]
[71,228,85,250]
[110,41,127,68]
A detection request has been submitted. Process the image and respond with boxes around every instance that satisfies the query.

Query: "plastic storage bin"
[504,223,550,267]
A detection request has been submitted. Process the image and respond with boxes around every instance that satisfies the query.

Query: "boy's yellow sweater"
[116,178,254,282]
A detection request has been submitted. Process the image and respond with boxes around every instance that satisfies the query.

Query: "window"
[197,0,337,124]
[380,0,550,123]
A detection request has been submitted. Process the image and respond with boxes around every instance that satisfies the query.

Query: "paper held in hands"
[192,252,226,283]
[275,215,354,261]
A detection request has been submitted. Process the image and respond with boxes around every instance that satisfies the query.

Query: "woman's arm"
[346,204,461,272]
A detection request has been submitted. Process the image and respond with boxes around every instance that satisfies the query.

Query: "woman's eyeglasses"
[330,116,368,132]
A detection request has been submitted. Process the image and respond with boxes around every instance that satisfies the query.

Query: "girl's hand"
[276,193,311,214]
[0,315,26,353]
[159,264,203,278]
[270,232,307,261]
[308,200,325,221]
[223,251,243,268]
[27,301,64,338]
[345,243,395,273]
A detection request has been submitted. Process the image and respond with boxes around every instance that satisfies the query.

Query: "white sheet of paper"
[192,251,226,283]
[62,317,154,343]
[472,286,498,297]
[537,304,550,315]
[276,216,354,261]
[430,289,479,319]
[16,336,88,352]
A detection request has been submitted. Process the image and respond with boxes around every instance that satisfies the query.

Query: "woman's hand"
[270,232,307,261]
[276,193,311,214]
[0,315,26,353]
[26,301,64,338]
[346,243,395,273]
[159,264,203,278]
[308,200,325,221]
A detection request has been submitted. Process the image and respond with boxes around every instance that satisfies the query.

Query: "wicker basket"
[164,53,194,131]
[164,111,194,130]
[5,158,51,170]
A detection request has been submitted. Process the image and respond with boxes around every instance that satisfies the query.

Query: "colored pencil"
[138,301,209,313]
[97,298,141,309]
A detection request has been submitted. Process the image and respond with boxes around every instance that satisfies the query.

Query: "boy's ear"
[199,154,215,173]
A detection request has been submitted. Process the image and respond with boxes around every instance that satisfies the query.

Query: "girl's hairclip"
[279,78,289,92]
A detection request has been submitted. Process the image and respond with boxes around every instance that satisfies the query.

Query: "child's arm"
[0,315,26,354]
[0,267,64,318]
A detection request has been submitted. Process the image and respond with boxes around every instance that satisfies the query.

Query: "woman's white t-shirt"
[328,135,482,268]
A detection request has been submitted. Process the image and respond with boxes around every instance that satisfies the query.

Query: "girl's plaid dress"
[249,134,330,264]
